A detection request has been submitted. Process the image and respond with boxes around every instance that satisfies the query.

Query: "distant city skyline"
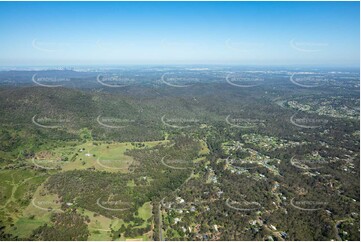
[0,1,359,66]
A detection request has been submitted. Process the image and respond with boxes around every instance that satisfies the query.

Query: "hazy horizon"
[0,1,359,66]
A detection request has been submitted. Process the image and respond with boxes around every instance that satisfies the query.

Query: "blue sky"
[0,1,359,66]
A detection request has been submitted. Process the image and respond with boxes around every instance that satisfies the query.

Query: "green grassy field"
[198,140,210,155]
[1,139,169,239]
[137,202,152,221]
[0,170,48,238]
[8,180,62,238]
[28,140,169,173]
[78,208,123,241]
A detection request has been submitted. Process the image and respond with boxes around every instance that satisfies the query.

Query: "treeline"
[31,211,89,241]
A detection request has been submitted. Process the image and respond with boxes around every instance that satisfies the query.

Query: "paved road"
[157,170,194,241]
[334,219,348,241]
[158,198,165,241]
